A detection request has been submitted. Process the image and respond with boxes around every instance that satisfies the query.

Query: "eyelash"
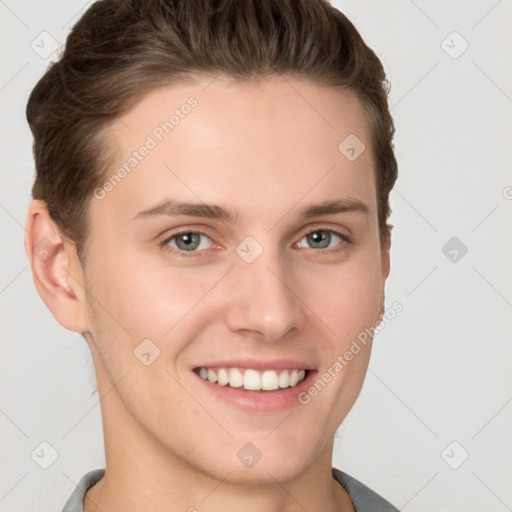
[158,228,351,258]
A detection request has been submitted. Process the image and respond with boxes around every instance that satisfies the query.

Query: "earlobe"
[24,200,89,333]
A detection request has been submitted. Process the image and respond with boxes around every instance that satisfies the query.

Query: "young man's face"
[77,75,389,482]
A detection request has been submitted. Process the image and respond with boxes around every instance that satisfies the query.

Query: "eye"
[296,229,348,251]
[159,227,350,258]
[160,230,213,256]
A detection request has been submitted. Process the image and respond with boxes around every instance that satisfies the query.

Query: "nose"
[222,251,306,342]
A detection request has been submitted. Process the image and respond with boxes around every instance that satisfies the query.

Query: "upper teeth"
[197,367,306,391]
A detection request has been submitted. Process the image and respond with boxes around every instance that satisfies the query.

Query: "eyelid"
[298,224,351,240]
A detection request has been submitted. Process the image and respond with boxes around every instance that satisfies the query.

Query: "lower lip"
[194,370,317,413]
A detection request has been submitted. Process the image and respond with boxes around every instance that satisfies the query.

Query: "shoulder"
[61,469,105,512]
[332,467,400,512]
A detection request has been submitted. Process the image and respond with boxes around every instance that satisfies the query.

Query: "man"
[25,1,399,510]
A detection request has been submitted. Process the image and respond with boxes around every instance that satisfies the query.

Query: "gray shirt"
[62,467,399,511]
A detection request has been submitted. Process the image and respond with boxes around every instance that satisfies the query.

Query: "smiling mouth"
[194,367,309,391]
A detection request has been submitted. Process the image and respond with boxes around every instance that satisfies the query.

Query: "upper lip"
[193,359,315,371]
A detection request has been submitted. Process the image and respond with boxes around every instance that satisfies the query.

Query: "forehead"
[94,75,376,226]
[112,75,371,154]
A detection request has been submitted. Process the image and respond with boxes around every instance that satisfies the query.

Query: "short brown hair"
[26,0,398,264]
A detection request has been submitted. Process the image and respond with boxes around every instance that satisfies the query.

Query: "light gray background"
[1,1,511,511]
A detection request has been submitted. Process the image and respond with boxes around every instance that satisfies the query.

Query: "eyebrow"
[133,198,369,222]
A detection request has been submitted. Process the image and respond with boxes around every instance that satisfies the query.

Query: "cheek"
[85,257,233,378]
[89,255,213,336]
[302,255,382,345]
[296,260,381,428]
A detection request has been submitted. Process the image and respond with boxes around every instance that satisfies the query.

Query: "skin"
[25,74,390,512]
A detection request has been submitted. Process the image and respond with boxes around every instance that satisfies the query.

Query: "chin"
[187,434,322,486]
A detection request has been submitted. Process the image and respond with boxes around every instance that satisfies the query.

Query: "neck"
[85,457,354,512]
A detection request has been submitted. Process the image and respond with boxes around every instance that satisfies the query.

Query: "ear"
[24,200,90,333]
[377,232,391,322]
[381,232,391,282]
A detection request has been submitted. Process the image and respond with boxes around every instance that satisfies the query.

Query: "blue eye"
[162,231,213,254]
[297,229,346,250]
[160,228,349,258]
